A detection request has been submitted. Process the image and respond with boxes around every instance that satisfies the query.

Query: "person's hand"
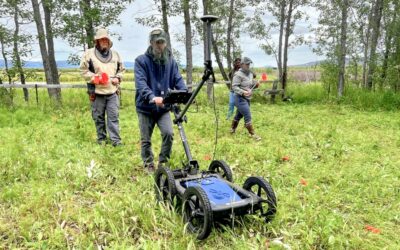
[91,75,100,84]
[89,93,96,102]
[111,77,120,86]
[152,97,164,107]
[243,90,251,97]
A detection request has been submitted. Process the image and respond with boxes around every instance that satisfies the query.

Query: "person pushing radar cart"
[154,15,277,240]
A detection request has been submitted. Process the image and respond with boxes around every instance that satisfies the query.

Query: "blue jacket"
[135,47,187,115]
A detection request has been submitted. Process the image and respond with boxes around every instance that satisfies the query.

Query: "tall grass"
[0,82,399,249]
[287,83,400,111]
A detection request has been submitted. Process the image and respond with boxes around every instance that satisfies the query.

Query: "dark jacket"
[135,47,187,115]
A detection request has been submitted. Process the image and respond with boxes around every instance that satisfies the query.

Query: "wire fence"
[0,79,277,107]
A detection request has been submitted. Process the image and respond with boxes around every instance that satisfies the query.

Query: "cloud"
[23,2,322,67]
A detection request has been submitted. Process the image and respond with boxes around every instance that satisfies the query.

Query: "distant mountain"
[291,58,353,67]
[0,59,325,69]
[0,59,135,69]
[291,60,324,67]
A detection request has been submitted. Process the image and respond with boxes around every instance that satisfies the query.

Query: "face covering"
[95,45,112,63]
[241,67,250,75]
[147,46,169,65]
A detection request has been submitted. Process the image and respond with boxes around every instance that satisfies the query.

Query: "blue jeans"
[233,94,252,124]
[137,111,174,165]
[226,91,235,120]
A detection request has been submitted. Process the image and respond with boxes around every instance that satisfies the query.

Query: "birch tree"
[31,0,61,101]
[0,0,32,101]
[249,0,309,94]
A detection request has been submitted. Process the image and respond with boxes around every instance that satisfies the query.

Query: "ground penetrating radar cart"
[154,15,277,240]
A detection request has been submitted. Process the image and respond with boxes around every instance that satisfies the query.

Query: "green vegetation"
[0,84,399,249]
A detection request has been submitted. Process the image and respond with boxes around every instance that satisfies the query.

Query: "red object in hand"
[92,75,100,84]
[261,73,268,81]
[100,72,109,85]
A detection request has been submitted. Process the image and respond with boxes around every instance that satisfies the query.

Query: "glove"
[92,73,109,85]
[100,72,109,85]
[92,75,100,84]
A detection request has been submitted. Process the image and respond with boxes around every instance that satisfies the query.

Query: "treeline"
[0,0,399,103]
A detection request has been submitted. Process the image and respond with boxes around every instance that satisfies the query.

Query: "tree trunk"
[354,59,358,82]
[161,0,172,50]
[361,10,373,88]
[278,1,286,82]
[338,0,349,98]
[183,0,193,90]
[212,35,228,82]
[380,10,396,88]
[380,34,391,89]
[43,0,61,100]
[0,36,12,84]
[13,6,29,102]
[282,0,293,95]
[0,32,13,105]
[367,0,384,90]
[31,0,56,99]
[226,0,235,73]
[80,0,95,49]
[361,32,369,88]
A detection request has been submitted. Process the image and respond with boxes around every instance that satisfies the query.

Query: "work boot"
[112,141,123,147]
[230,120,239,134]
[97,139,107,146]
[245,123,261,141]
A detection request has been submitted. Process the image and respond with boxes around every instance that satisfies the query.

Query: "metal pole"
[174,15,218,123]
[35,84,38,105]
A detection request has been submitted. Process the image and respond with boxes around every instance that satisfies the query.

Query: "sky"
[25,1,323,67]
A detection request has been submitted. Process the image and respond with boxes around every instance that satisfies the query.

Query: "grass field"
[0,84,400,249]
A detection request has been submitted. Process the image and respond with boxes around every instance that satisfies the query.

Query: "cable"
[211,82,219,161]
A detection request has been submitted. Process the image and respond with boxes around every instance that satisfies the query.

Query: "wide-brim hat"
[94,28,113,48]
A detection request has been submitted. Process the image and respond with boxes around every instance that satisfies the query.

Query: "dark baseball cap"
[149,28,167,43]
[241,57,253,65]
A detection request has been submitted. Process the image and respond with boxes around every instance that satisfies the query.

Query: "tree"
[0,0,32,101]
[0,26,12,85]
[0,26,12,103]
[135,0,173,45]
[57,0,133,63]
[249,0,309,95]
[31,0,61,101]
[182,0,194,89]
[366,0,384,90]
[380,0,400,91]
[338,0,350,98]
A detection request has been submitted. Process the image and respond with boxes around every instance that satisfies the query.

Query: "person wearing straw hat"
[80,27,125,147]
[230,56,261,141]
[134,28,187,173]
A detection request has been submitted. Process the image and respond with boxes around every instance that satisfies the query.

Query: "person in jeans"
[230,57,261,141]
[80,27,125,146]
[226,58,241,120]
[134,28,187,173]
